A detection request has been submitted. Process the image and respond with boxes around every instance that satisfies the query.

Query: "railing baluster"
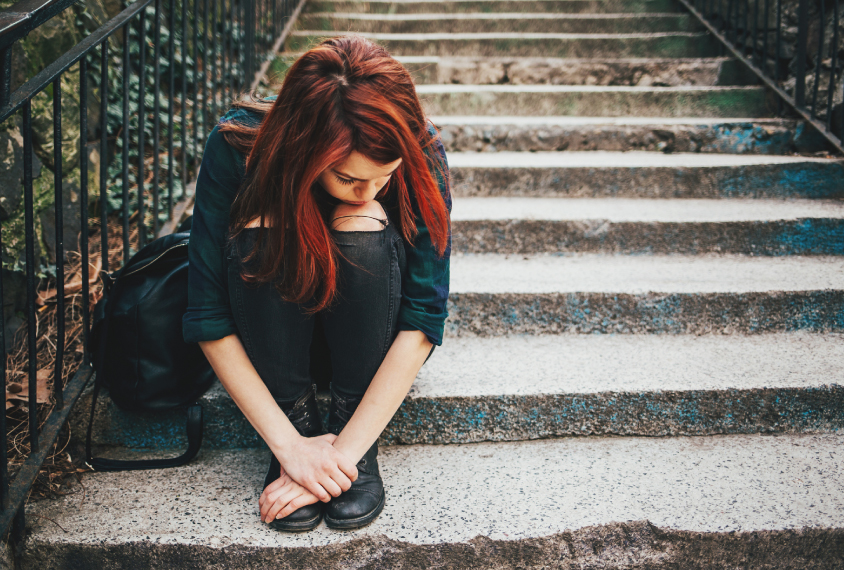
[139,8,148,249]
[210,0,219,124]
[0,140,7,511]
[0,46,11,109]
[794,0,809,108]
[761,0,769,75]
[99,41,109,274]
[809,0,824,118]
[23,99,38,454]
[751,0,759,63]
[201,0,209,144]
[153,0,162,236]
[826,0,840,132]
[53,77,65,411]
[192,0,200,177]
[168,0,176,218]
[222,0,230,105]
[181,0,189,199]
[122,23,131,262]
[79,56,90,362]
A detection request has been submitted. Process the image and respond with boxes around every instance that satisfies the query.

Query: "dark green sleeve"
[182,114,248,343]
[396,122,452,346]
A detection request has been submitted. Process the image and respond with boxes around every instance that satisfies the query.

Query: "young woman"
[183,35,452,532]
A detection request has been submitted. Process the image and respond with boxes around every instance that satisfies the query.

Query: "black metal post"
[794,0,809,108]
[122,22,131,262]
[0,46,11,109]
[23,99,38,453]
[79,56,90,362]
[52,77,65,410]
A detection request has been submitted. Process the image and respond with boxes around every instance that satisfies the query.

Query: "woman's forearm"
[199,335,302,456]
[331,329,433,463]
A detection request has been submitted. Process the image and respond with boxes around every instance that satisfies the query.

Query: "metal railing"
[679,0,844,155]
[0,0,303,554]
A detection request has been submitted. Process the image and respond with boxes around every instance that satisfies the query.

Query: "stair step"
[25,434,844,567]
[73,333,844,449]
[298,12,701,33]
[432,116,827,154]
[416,84,772,117]
[448,151,844,198]
[450,197,844,254]
[305,0,686,15]
[271,55,748,86]
[287,31,720,58]
[447,253,844,335]
[402,55,743,85]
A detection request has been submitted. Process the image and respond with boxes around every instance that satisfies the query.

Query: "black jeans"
[226,214,413,407]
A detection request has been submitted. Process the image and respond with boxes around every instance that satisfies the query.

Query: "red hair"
[218,35,450,313]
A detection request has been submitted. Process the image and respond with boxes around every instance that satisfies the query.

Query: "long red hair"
[218,35,450,313]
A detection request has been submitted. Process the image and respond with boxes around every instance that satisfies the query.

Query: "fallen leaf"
[6,369,51,404]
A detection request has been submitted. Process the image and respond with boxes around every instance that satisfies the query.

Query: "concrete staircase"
[26,0,844,567]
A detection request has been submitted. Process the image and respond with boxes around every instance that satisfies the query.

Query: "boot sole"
[323,492,386,530]
[268,511,323,532]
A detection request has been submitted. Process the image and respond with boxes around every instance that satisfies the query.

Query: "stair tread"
[292,30,709,38]
[306,11,688,18]
[431,115,789,124]
[448,150,839,166]
[28,434,844,547]
[450,253,844,293]
[450,197,844,221]
[415,333,844,395]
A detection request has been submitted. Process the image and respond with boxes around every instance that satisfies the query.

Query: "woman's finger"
[300,478,332,503]
[265,488,304,523]
[330,469,353,493]
[278,492,319,519]
[335,453,359,482]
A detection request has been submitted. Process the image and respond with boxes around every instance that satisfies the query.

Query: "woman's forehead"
[333,151,402,180]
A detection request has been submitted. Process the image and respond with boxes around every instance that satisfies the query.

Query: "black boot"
[323,386,385,530]
[264,383,325,532]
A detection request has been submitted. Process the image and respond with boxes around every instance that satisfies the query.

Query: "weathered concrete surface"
[287,31,721,58]
[432,116,826,153]
[399,55,734,85]
[73,333,844,448]
[298,12,700,34]
[450,253,844,294]
[23,435,844,568]
[417,84,773,117]
[305,0,685,15]
[451,196,844,222]
[450,197,844,254]
[448,151,844,198]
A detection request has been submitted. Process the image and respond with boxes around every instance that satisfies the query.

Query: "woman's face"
[317,151,402,206]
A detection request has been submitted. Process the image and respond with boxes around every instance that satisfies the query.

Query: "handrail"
[678,0,844,156]
[0,0,80,51]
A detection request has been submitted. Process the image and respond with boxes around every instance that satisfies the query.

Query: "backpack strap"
[85,271,205,472]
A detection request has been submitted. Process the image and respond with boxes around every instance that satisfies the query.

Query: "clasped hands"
[258,433,359,524]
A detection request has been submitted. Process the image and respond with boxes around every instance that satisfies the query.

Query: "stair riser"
[421,88,773,117]
[73,384,844,450]
[298,15,700,34]
[452,220,844,255]
[22,521,844,570]
[305,1,685,14]
[406,57,735,86]
[451,163,844,198]
[287,33,721,58]
[448,291,844,336]
[437,121,825,154]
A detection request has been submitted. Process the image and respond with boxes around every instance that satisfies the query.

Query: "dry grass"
[5,216,141,502]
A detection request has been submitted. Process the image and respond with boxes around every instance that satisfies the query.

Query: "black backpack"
[86,226,216,470]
